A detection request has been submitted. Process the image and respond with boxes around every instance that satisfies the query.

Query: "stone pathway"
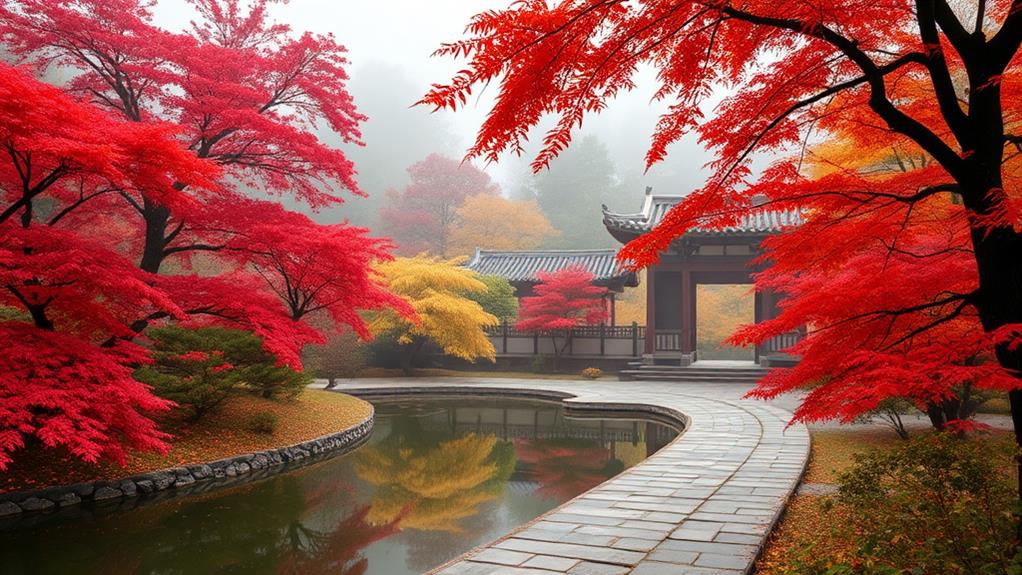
[331,378,810,575]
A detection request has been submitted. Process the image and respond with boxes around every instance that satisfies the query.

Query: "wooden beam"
[645,267,656,355]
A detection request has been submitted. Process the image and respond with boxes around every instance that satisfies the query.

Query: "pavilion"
[603,188,802,365]
[465,187,802,367]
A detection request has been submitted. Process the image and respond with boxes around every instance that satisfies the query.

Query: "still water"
[0,396,679,575]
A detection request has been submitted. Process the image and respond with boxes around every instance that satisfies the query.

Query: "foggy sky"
[152,0,718,212]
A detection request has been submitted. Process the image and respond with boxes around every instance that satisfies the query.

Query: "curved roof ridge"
[603,192,802,243]
[463,247,638,288]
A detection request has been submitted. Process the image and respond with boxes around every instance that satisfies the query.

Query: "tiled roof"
[464,249,638,287]
[602,193,801,238]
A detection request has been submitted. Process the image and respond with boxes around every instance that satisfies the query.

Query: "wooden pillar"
[501,319,509,355]
[644,268,656,354]
[753,291,762,361]
[610,293,617,326]
[680,270,695,357]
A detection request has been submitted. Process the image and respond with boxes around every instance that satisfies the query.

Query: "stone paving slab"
[333,378,809,575]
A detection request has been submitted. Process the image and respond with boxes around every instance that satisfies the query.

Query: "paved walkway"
[331,377,810,575]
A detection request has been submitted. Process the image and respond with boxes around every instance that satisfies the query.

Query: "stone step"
[618,371,767,383]
[627,369,769,377]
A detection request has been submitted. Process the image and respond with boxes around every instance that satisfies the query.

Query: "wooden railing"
[761,330,804,354]
[654,330,682,352]
[484,321,644,357]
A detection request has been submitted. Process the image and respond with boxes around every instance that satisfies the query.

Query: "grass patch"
[0,390,370,494]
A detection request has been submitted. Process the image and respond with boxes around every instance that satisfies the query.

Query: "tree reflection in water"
[0,398,678,575]
[355,416,516,533]
[514,438,623,500]
[2,472,398,575]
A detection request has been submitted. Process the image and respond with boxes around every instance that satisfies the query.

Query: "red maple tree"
[0,1,405,467]
[516,268,607,370]
[379,154,500,256]
[423,2,1022,487]
[0,63,216,466]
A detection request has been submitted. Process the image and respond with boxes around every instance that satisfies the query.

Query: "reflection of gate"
[654,330,682,352]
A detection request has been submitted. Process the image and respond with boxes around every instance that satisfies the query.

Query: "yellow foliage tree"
[355,433,514,532]
[372,256,497,373]
[448,194,558,256]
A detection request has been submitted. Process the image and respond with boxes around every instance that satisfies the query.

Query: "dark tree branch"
[916,0,971,147]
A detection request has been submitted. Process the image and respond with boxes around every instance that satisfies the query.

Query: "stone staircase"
[619,362,770,384]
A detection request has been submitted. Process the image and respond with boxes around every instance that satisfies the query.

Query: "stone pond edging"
[333,378,810,575]
[0,405,374,522]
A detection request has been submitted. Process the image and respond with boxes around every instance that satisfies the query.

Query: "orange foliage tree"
[448,194,559,256]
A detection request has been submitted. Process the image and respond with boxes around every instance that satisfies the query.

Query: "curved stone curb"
[0,405,374,523]
[334,378,810,575]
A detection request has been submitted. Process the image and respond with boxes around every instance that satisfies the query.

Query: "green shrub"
[247,411,279,435]
[581,367,603,380]
[136,345,241,422]
[782,433,1021,575]
[465,275,519,322]
[146,326,309,402]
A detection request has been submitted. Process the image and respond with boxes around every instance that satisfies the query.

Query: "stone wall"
[0,410,374,523]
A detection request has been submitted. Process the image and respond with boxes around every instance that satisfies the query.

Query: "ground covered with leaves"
[756,428,1018,575]
[0,390,370,494]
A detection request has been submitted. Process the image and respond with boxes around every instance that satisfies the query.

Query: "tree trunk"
[139,200,171,274]
[970,224,1022,499]
[551,335,560,372]
[552,331,572,373]
[1010,390,1022,501]
[402,338,426,377]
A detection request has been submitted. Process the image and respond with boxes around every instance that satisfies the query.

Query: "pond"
[0,395,680,575]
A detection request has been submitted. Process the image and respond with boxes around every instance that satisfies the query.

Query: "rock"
[212,467,226,479]
[225,464,238,478]
[93,487,123,501]
[119,481,138,497]
[236,462,250,474]
[58,492,81,507]
[152,473,174,491]
[71,483,94,498]
[174,473,195,487]
[19,497,55,512]
[188,465,212,480]
[136,480,155,494]
[0,501,21,517]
